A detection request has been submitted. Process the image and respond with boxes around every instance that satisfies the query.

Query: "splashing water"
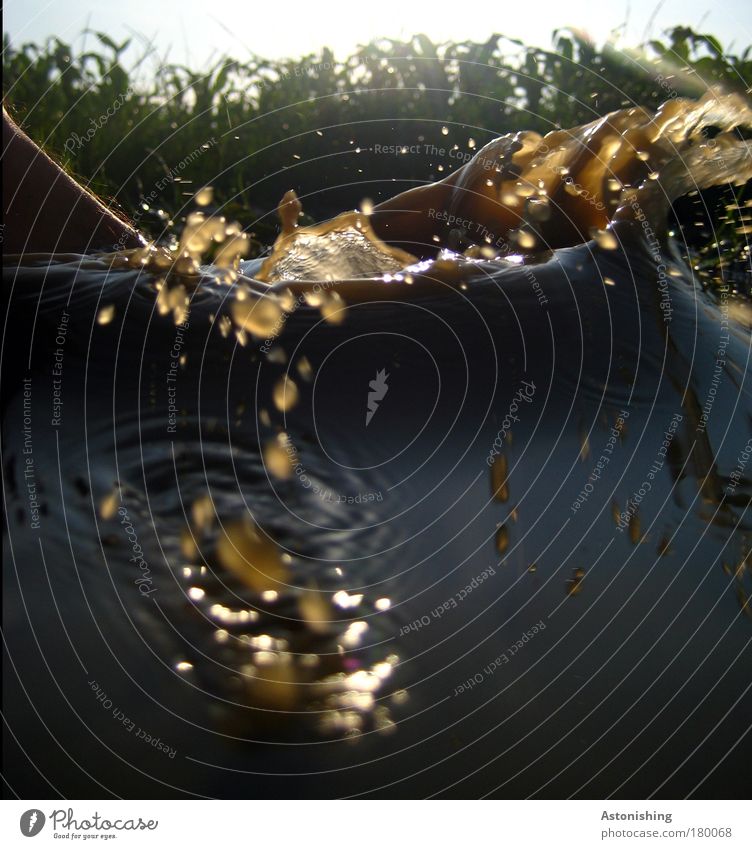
[3,89,752,799]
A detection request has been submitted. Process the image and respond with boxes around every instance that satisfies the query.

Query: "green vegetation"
[3,26,751,253]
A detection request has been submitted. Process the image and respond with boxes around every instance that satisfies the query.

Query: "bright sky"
[4,0,751,66]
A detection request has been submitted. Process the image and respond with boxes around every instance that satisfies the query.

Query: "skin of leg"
[2,106,142,256]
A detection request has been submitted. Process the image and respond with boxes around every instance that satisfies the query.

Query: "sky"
[4,0,751,66]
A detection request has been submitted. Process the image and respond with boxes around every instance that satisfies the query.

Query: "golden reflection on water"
[171,498,400,739]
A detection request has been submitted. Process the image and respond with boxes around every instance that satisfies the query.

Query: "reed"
[3,26,750,277]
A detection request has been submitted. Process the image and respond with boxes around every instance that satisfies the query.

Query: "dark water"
[3,94,752,799]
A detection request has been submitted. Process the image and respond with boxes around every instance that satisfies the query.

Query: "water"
[3,90,752,799]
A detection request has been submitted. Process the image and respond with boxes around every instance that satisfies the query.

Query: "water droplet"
[273,375,299,412]
[495,524,510,554]
[231,295,283,338]
[591,228,619,250]
[97,305,115,325]
[264,434,294,480]
[296,356,313,381]
[216,520,288,593]
[195,186,213,206]
[191,495,214,533]
[516,230,537,249]
[99,490,118,519]
[321,291,347,325]
[490,455,509,502]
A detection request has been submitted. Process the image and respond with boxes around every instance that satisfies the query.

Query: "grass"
[3,26,751,268]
